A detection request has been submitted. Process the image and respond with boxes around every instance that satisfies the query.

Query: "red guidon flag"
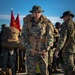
[10,10,16,27]
[10,10,21,31]
[16,14,21,31]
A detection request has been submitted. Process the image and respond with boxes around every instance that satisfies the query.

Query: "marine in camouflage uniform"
[52,22,61,72]
[0,24,16,75]
[56,11,75,75]
[21,5,54,75]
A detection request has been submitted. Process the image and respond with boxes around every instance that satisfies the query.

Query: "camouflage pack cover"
[1,26,25,50]
[2,26,19,42]
[1,26,19,48]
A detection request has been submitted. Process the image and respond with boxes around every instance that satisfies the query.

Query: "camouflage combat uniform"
[52,23,61,71]
[21,14,54,75]
[58,18,75,75]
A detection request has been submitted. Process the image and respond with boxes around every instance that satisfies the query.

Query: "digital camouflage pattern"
[0,48,16,75]
[58,19,75,75]
[21,14,54,75]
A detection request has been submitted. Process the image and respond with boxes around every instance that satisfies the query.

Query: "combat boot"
[0,68,6,75]
[5,68,12,75]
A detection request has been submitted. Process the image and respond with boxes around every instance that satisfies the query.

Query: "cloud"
[47,16,63,25]
[0,14,75,25]
[0,14,25,20]
[0,15,10,20]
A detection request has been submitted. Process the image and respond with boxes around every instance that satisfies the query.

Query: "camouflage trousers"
[63,51,75,75]
[0,48,16,75]
[26,46,49,75]
[48,48,55,65]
